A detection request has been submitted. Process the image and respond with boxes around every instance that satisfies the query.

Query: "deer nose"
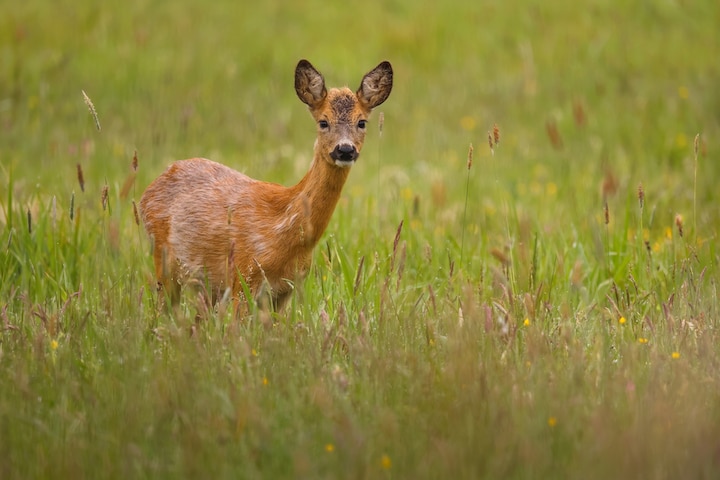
[330,143,358,163]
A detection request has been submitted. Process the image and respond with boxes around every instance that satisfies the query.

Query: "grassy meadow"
[2,0,720,478]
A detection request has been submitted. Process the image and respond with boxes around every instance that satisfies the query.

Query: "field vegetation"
[1,1,719,478]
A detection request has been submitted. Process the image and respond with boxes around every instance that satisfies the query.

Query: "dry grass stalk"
[395,241,406,290]
[81,90,101,131]
[120,173,136,200]
[77,163,85,192]
[353,255,365,296]
[390,220,403,272]
[637,183,644,209]
[693,133,699,237]
[492,123,500,146]
[101,185,109,211]
[51,195,57,230]
[460,143,473,264]
[427,284,437,317]
[675,214,683,238]
[132,150,139,172]
[69,192,75,221]
[378,112,385,137]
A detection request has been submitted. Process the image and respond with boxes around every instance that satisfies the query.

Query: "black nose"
[330,143,358,162]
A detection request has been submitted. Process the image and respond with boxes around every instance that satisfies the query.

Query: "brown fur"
[139,59,393,315]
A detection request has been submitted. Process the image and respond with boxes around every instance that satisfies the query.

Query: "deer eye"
[357,120,367,129]
[318,120,329,129]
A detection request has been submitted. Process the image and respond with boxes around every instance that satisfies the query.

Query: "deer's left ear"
[357,61,393,109]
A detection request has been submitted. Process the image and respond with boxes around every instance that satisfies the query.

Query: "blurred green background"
[3,0,718,229]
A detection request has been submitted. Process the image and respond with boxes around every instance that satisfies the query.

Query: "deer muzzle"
[330,143,358,164]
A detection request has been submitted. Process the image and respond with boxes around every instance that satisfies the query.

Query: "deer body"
[139,60,393,312]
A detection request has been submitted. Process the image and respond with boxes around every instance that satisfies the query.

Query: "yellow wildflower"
[460,115,476,132]
[675,133,687,149]
[380,454,392,469]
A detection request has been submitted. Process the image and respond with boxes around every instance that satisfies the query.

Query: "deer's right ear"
[295,60,327,108]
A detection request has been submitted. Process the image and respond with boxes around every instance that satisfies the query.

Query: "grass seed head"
[101,185,109,211]
[490,247,510,266]
[77,163,85,192]
[546,120,563,150]
[638,183,644,209]
[81,89,101,131]
[132,150,138,171]
[675,214,683,237]
[132,200,140,226]
[602,170,618,200]
[390,220,404,272]
[378,112,384,136]
[467,143,474,170]
[573,100,586,126]
[604,201,609,225]
[493,123,500,146]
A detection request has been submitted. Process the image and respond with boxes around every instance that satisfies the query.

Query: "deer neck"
[289,150,351,247]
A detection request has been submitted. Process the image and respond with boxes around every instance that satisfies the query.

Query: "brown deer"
[139,59,393,316]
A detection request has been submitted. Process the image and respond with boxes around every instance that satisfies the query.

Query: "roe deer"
[139,59,393,315]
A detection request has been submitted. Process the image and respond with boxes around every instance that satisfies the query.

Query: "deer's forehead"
[325,89,362,122]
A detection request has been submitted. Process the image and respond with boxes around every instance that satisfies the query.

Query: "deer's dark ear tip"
[378,61,393,74]
[296,59,313,71]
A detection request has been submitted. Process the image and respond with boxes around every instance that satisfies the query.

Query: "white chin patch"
[334,159,355,168]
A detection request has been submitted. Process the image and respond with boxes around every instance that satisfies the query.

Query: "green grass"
[2,0,720,478]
